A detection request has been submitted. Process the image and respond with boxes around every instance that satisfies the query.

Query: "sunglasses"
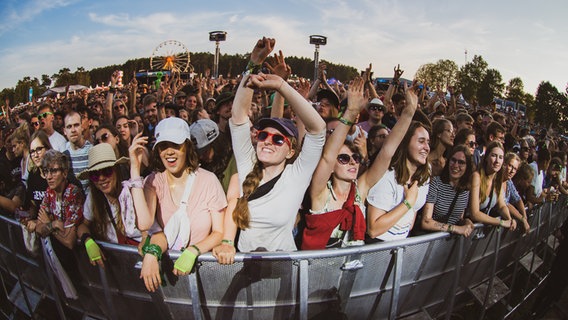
[30,146,45,155]
[520,147,529,152]
[89,167,114,182]
[467,141,478,148]
[32,121,40,127]
[96,133,110,144]
[41,167,63,176]
[376,134,388,139]
[114,104,125,110]
[257,131,291,148]
[38,112,53,120]
[337,153,362,165]
[369,105,384,112]
[449,157,467,166]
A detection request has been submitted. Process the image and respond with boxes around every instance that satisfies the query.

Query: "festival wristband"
[337,116,354,126]
[174,249,197,273]
[85,239,102,262]
[142,243,163,261]
[403,199,412,210]
[190,244,201,256]
[221,239,234,246]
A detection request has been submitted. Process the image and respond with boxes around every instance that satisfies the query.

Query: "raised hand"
[362,63,373,82]
[346,77,366,116]
[296,78,311,98]
[318,63,327,82]
[129,132,148,173]
[264,50,292,80]
[393,64,404,81]
[250,37,276,66]
[402,80,419,115]
[246,73,285,91]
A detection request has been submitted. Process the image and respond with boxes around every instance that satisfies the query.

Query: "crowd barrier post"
[389,247,404,320]
[478,225,502,320]
[298,259,309,320]
[445,235,465,320]
[97,265,117,320]
[7,224,35,318]
[40,240,66,320]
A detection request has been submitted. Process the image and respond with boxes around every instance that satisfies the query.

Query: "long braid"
[233,161,264,229]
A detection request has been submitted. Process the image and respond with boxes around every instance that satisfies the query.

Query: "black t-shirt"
[25,170,48,211]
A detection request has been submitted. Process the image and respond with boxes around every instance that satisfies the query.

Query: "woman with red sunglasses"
[301,78,418,249]
[213,37,325,262]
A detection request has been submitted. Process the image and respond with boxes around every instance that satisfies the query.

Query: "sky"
[1,0,567,96]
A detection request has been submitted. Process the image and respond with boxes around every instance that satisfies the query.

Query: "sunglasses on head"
[89,167,114,182]
[337,153,362,165]
[38,112,53,120]
[96,133,110,144]
[257,130,291,148]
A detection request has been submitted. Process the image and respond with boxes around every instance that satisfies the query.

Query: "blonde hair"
[479,141,505,203]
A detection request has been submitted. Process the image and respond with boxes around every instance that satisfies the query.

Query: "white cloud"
[0,0,76,36]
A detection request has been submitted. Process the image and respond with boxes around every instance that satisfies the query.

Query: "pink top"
[146,167,227,246]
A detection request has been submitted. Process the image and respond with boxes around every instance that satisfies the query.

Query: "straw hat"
[77,143,129,180]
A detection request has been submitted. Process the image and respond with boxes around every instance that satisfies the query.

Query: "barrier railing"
[0,196,566,320]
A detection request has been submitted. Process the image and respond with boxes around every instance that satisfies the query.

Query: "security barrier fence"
[0,196,566,320]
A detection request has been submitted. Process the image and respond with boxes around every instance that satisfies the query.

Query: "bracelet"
[221,239,234,246]
[190,244,201,256]
[80,233,92,245]
[498,218,504,227]
[125,177,144,189]
[142,243,163,261]
[403,199,412,210]
[243,61,261,76]
[448,225,454,233]
[337,116,354,126]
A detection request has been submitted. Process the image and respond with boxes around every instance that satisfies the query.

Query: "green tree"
[534,81,563,128]
[477,68,504,106]
[14,76,45,103]
[458,55,488,103]
[505,77,525,104]
[414,59,459,89]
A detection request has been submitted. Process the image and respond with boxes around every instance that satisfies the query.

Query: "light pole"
[309,35,327,82]
[209,31,227,79]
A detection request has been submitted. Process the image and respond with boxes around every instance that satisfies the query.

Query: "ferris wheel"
[150,40,191,72]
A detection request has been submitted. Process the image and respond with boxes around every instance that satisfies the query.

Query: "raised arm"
[129,133,157,230]
[360,81,418,193]
[232,37,275,125]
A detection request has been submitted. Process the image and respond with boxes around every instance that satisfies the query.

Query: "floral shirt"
[40,182,84,228]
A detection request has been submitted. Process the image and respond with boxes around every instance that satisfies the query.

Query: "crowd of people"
[0,37,567,295]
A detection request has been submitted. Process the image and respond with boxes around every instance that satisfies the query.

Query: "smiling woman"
[366,121,431,242]
[129,117,227,292]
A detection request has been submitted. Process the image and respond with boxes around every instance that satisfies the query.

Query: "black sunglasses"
[337,153,362,165]
[96,133,110,144]
[369,105,384,112]
[450,157,467,166]
[467,141,478,148]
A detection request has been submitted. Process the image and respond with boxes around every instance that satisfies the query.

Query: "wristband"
[403,199,412,210]
[85,238,102,262]
[243,61,261,76]
[190,244,201,256]
[221,239,234,246]
[174,249,197,273]
[337,116,354,126]
[448,225,454,233]
[80,233,92,245]
[498,218,504,227]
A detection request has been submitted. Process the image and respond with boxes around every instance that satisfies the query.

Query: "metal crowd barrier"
[0,196,566,320]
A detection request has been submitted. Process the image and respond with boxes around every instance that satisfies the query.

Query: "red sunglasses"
[257,130,291,148]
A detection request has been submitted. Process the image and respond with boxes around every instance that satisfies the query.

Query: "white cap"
[153,117,191,150]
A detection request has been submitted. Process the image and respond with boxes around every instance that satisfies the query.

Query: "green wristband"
[337,116,354,126]
[403,199,412,210]
[174,249,197,273]
[221,239,234,246]
[85,238,102,262]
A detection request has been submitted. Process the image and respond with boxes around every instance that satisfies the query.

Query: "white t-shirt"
[367,169,430,241]
[529,162,544,197]
[49,131,67,152]
[229,119,325,252]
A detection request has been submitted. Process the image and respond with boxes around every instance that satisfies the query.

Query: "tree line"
[1,52,566,133]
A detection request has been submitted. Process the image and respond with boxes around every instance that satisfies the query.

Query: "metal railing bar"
[389,247,404,320]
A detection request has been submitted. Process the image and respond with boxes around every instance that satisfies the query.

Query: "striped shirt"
[65,140,92,191]
[426,176,470,225]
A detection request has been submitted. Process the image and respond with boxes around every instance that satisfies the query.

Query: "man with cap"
[316,89,340,119]
[358,98,386,132]
[174,91,187,107]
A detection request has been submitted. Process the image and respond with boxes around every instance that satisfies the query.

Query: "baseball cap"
[189,119,219,150]
[258,117,298,140]
[153,117,191,150]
